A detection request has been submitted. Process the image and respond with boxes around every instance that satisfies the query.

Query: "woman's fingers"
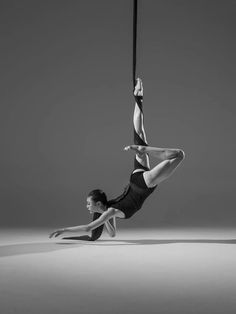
[49,232,55,238]
[49,230,63,238]
[49,231,57,238]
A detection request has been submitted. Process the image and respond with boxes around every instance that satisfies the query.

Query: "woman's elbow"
[85,225,91,233]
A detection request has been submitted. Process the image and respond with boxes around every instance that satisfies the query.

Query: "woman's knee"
[177,149,185,160]
[166,149,185,161]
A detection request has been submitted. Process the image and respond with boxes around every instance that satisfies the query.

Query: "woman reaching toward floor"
[49,78,185,240]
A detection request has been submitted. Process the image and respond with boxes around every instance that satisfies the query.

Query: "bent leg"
[143,149,185,187]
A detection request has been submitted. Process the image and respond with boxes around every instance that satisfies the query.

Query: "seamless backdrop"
[0,0,235,228]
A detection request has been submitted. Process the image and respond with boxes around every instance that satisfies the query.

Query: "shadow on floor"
[1,238,236,257]
[92,239,236,246]
[0,241,83,258]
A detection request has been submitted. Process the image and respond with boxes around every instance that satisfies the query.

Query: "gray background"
[1,0,235,228]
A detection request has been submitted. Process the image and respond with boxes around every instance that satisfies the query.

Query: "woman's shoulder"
[107,207,125,219]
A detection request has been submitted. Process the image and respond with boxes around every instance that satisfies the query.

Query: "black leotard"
[63,172,157,241]
[108,171,157,219]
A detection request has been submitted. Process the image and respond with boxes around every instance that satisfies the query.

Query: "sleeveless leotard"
[108,171,157,219]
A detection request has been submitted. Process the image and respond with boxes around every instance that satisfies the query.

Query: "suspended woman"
[49,78,185,240]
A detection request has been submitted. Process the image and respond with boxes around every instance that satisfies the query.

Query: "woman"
[49,78,185,240]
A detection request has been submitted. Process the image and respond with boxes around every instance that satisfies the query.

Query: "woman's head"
[87,189,108,214]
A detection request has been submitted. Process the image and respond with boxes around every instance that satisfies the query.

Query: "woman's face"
[86,196,100,214]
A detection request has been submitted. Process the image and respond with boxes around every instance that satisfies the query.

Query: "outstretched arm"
[49,207,117,238]
[62,212,105,241]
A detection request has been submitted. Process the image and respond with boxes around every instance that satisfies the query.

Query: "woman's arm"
[49,207,117,238]
[62,212,105,241]
[104,216,117,237]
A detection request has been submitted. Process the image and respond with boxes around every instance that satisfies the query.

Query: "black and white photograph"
[1,1,236,313]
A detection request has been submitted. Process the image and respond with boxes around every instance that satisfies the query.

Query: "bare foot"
[134,78,143,96]
[124,145,146,155]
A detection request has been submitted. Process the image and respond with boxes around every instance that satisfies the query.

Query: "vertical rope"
[133,0,138,89]
[132,1,149,170]
[133,95,149,171]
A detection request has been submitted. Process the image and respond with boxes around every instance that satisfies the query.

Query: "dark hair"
[83,185,130,242]
[84,189,108,242]
[88,189,108,206]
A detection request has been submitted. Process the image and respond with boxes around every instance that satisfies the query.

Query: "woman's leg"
[132,78,150,171]
[125,78,185,185]
[142,146,185,187]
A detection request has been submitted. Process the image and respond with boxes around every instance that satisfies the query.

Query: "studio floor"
[1,228,236,314]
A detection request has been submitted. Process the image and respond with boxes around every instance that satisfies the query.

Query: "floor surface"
[1,228,236,314]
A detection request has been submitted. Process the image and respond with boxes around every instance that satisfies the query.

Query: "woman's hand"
[49,228,66,238]
[49,225,88,238]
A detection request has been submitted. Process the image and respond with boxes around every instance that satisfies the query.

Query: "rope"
[133,0,138,89]
[132,1,149,170]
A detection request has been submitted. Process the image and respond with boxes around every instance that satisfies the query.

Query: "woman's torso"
[108,171,157,219]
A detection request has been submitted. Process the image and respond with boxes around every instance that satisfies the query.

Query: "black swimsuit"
[108,171,157,219]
